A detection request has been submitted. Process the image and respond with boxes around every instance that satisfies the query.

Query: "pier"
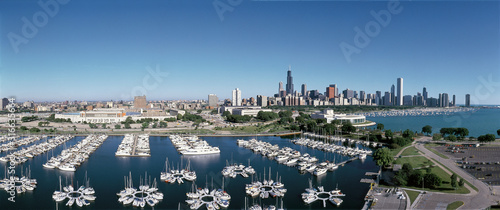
[115,134,150,157]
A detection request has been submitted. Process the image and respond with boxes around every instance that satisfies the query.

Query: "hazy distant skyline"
[1,0,499,104]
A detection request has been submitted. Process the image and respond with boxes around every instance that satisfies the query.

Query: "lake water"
[0,135,378,209]
[367,108,500,138]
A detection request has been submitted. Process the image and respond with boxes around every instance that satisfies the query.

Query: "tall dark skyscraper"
[423,87,428,106]
[286,66,294,95]
[390,84,395,106]
[465,94,471,107]
[301,84,307,96]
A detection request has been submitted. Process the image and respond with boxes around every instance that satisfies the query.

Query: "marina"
[117,172,163,207]
[43,135,108,172]
[170,135,220,155]
[186,186,231,209]
[160,158,197,184]
[115,134,151,156]
[302,181,346,207]
[52,176,96,207]
[222,162,256,178]
[0,171,37,195]
[0,135,377,209]
[0,135,73,165]
[0,135,42,152]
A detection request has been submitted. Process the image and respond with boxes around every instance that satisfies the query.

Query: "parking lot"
[434,145,500,185]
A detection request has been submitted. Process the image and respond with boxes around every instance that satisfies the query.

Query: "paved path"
[414,137,500,209]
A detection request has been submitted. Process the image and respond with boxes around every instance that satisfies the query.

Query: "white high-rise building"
[397,78,403,106]
[208,94,218,107]
[232,88,241,106]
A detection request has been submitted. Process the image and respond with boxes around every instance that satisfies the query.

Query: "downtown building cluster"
[216,66,470,108]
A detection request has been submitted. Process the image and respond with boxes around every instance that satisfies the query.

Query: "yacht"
[181,146,220,155]
[313,167,327,176]
[329,197,343,206]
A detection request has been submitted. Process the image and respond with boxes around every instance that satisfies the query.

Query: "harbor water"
[367,108,500,138]
[0,135,378,209]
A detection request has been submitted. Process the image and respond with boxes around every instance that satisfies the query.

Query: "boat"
[329,197,343,206]
[313,167,327,176]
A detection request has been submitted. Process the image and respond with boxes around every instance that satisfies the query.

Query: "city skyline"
[1,1,499,104]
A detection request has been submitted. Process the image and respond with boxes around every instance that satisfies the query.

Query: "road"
[414,137,500,209]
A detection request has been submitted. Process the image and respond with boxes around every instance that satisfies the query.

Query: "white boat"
[59,163,76,172]
[313,167,327,176]
[181,146,220,155]
[329,197,343,206]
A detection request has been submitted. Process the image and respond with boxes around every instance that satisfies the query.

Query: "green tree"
[478,134,496,143]
[447,134,457,142]
[450,173,458,189]
[289,124,300,131]
[159,121,168,128]
[20,126,28,131]
[408,170,424,187]
[142,122,149,129]
[422,125,432,135]
[315,118,327,124]
[341,121,356,134]
[424,173,442,189]
[114,124,121,129]
[278,110,293,118]
[197,110,202,114]
[256,111,278,121]
[211,109,218,115]
[124,123,131,129]
[373,148,393,167]
[29,127,40,133]
[177,114,183,120]
[376,123,384,130]
[432,133,442,140]
[458,178,465,187]
[385,130,393,141]
[402,129,415,139]
[498,129,500,137]
[102,123,107,129]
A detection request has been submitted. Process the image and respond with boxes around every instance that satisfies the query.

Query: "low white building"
[219,106,272,116]
[311,109,366,124]
[55,108,175,123]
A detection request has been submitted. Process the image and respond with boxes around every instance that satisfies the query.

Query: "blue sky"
[0,0,499,105]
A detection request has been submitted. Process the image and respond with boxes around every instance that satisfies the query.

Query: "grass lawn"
[394,157,470,194]
[395,156,432,168]
[446,201,464,210]
[404,190,420,206]
[390,146,407,157]
[400,146,421,156]
[431,158,479,192]
[424,144,449,159]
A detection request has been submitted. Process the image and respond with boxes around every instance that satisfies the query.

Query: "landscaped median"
[446,201,464,210]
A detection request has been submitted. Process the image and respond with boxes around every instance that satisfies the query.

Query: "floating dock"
[115,134,150,157]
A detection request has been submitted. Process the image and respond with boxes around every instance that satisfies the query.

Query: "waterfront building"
[301,84,307,97]
[311,109,366,124]
[343,89,354,99]
[326,84,337,101]
[375,91,382,105]
[403,95,413,106]
[257,95,268,107]
[442,93,449,107]
[232,88,241,106]
[427,97,438,107]
[360,91,366,102]
[208,94,218,107]
[383,92,391,106]
[397,78,403,106]
[438,93,443,107]
[453,95,456,106]
[0,98,8,110]
[391,84,396,106]
[286,66,294,95]
[423,87,428,105]
[134,95,147,109]
[466,94,471,107]
[278,82,284,96]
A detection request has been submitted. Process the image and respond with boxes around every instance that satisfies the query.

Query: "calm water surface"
[0,135,378,209]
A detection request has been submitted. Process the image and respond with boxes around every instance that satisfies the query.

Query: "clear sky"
[0,0,499,105]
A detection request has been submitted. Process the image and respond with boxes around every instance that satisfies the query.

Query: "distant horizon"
[1,1,499,104]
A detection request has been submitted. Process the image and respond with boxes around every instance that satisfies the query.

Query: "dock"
[337,157,359,166]
[115,134,151,157]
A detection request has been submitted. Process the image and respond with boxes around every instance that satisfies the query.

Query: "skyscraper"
[452,95,456,106]
[278,81,284,96]
[326,84,337,100]
[360,91,366,102]
[257,95,268,107]
[465,94,471,107]
[384,92,391,106]
[232,88,241,106]
[134,95,147,109]
[423,87,428,103]
[286,66,294,95]
[376,91,382,105]
[442,93,449,107]
[397,78,403,106]
[391,84,395,106]
[208,94,218,107]
[301,84,307,97]
[438,93,442,107]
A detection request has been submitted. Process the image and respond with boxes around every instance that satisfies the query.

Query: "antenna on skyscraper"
[288,65,291,71]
